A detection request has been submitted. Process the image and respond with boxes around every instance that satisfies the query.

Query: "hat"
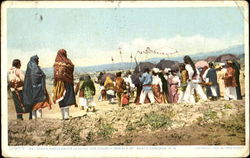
[152,68,160,73]
[215,64,221,69]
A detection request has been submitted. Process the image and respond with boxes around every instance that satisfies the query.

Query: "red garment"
[121,94,129,105]
[224,67,237,87]
[53,49,74,84]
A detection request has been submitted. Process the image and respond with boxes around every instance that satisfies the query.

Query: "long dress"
[23,55,51,117]
[53,49,76,108]
[168,75,180,103]
[8,67,27,119]
[152,75,164,104]
[224,66,237,100]
[217,68,227,97]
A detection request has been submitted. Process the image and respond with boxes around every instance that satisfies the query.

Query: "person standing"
[168,70,181,103]
[232,59,242,100]
[178,63,188,103]
[53,49,77,120]
[104,76,115,104]
[139,67,155,104]
[223,60,237,100]
[159,68,170,103]
[23,55,51,119]
[8,59,26,120]
[182,56,207,103]
[205,62,219,100]
[75,74,96,112]
[114,72,125,106]
[151,68,164,104]
[216,63,227,97]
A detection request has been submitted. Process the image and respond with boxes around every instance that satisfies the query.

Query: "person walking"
[205,62,219,100]
[114,72,125,106]
[53,49,77,120]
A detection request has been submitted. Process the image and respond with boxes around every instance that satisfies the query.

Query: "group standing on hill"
[8,51,243,120]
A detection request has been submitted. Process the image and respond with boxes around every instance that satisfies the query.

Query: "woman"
[23,55,51,119]
[182,56,207,103]
[232,59,242,100]
[104,76,115,103]
[168,70,181,103]
[223,60,237,100]
[178,63,188,103]
[8,59,26,120]
[53,49,77,120]
[151,68,164,104]
[75,74,96,112]
[114,72,125,106]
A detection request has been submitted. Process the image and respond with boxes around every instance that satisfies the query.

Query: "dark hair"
[12,59,21,67]
[116,72,122,77]
[209,62,214,68]
[183,56,197,77]
[143,67,150,73]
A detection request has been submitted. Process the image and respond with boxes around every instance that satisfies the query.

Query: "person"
[151,68,164,104]
[139,67,155,104]
[232,59,242,100]
[216,63,227,97]
[223,60,237,100]
[205,62,219,100]
[121,90,130,107]
[23,55,51,119]
[53,49,77,120]
[75,74,96,112]
[123,70,135,98]
[97,72,107,101]
[178,63,188,103]
[168,70,181,103]
[182,56,207,103]
[104,76,115,103]
[8,59,26,120]
[114,72,125,106]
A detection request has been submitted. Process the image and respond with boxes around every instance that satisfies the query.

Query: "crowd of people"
[8,49,243,121]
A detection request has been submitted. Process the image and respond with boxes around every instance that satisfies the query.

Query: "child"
[121,90,130,107]
[75,74,96,112]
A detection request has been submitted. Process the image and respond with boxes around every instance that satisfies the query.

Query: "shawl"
[53,49,74,84]
[23,55,47,112]
[104,76,115,90]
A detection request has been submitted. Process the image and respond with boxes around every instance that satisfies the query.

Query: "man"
[139,67,155,104]
[8,59,26,120]
[205,62,219,100]
[223,60,237,100]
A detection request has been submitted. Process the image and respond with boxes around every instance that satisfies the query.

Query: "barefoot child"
[75,74,96,112]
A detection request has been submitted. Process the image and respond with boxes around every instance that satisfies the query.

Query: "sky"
[7,7,245,70]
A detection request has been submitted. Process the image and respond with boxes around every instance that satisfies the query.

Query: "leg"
[36,109,42,118]
[224,87,230,100]
[61,108,65,120]
[147,90,155,103]
[139,90,147,104]
[32,110,37,119]
[195,84,207,100]
[17,114,23,120]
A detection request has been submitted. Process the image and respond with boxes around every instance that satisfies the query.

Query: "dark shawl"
[23,55,47,112]
[53,49,74,84]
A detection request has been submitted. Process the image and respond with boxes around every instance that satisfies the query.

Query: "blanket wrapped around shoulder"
[54,62,74,84]
[53,49,75,103]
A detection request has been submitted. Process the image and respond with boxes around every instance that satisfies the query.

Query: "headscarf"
[23,55,47,111]
[53,49,74,84]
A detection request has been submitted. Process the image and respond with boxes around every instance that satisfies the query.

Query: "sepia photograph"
[1,1,249,157]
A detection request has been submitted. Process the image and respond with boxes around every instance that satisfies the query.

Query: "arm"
[159,78,163,92]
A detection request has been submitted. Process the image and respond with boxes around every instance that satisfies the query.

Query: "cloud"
[7,34,243,70]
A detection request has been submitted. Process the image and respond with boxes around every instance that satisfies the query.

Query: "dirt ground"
[7,71,246,145]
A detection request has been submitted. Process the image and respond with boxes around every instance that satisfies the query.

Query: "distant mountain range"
[42,44,244,77]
